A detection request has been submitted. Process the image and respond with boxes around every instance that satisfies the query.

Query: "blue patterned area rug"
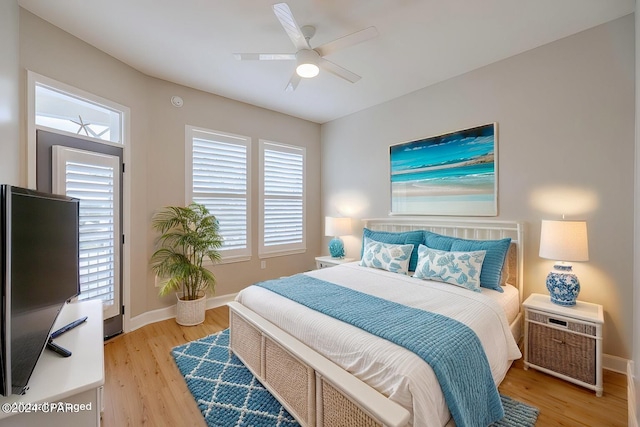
[172,329,539,427]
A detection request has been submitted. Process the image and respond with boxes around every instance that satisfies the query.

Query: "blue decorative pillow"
[360,238,414,275]
[450,237,512,292]
[361,228,423,271]
[414,245,486,292]
[423,230,459,251]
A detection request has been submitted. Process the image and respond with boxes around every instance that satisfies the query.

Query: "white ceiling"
[18,0,634,124]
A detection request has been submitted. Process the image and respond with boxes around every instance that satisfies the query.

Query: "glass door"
[52,146,121,321]
[37,130,124,338]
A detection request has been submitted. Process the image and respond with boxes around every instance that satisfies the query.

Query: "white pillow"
[360,238,414,275]
[414,245,487,292]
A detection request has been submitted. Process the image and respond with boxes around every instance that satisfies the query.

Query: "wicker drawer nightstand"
[523,293,604,396]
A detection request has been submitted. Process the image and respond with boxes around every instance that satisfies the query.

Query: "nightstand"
[523,293,604,396]
[315,256,356,269]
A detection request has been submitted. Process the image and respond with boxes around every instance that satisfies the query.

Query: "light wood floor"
[102,305,628,426]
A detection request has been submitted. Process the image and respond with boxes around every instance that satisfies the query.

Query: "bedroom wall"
[0,0,20,185]
[144,78,322,311]
[634,7,639,423]
[19,9,150,321]
[18,10,321,319]
[321,14,635,360]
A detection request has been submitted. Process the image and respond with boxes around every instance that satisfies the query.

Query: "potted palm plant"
[150,203,223,326]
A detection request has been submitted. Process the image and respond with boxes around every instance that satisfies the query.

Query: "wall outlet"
[261,260,266,269]
[154,275,161,288]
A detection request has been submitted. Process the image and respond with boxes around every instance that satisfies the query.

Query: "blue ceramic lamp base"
[546,263,580,306]
[328,237,345,258]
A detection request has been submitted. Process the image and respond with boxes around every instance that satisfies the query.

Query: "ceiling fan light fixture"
[296,63,319,78]
[295,49,320,78]
[236,3,377,90]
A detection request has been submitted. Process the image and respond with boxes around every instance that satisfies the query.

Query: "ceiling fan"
[234,2,378,91]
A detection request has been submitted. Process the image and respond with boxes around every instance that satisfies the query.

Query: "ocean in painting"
[390,124,496,215]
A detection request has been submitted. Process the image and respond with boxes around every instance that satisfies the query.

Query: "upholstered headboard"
[362,218,524,304]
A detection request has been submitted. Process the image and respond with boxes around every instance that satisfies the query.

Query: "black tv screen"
[0,185,80,395]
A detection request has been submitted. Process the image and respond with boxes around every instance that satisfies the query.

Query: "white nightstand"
[315,256,356,269]
[523,293,604,396]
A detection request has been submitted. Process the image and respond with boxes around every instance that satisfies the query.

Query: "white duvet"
[236,263,522,427]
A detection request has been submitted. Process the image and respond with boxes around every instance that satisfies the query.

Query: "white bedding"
[481,278,520,325]
[236,262,522,427]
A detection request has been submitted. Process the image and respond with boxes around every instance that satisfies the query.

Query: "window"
[186,126,251,261]
[35,84,123,144]
[259,140,306,257]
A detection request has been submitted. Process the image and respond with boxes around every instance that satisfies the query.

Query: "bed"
[228,218,524,427]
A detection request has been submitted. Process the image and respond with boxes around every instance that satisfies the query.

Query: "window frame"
[258,139,306,258]
[34,84,123,144]
[27,71,130,188]
[185,125,252,263]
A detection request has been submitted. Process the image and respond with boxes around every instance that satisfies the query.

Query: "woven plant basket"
[176,292,206,326]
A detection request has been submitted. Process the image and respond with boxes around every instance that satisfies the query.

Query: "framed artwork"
[390,123,497,216]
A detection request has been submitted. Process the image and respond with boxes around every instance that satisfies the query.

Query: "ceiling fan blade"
[273,3,310,50]
[318,58,361,83]
[285,73,301,92]
[315,26,378,57]
[234,53,296,61]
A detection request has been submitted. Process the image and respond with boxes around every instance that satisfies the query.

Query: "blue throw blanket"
[257,274,504,427]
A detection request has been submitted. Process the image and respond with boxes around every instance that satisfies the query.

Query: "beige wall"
[0,0,20,185]
[634,8,639,420]
[145,79,321,311]
[321,15,635,359]
[18,10,321,318]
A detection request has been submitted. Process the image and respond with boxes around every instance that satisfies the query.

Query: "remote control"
[50,316,88,339]
[46,340,72,357]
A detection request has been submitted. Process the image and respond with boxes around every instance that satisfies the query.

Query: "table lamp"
[539,219,589,306]
[325,217,351,258]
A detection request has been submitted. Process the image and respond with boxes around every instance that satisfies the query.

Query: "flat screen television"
[0,185,80,396]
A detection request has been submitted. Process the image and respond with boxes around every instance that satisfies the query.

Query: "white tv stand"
[0,300,104,427]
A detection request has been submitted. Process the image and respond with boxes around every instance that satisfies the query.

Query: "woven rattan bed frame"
[229,218,524,427]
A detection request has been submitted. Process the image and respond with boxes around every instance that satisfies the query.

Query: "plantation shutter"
[188,127,250,260]
[260,141,305,256]
[52,146,121,320]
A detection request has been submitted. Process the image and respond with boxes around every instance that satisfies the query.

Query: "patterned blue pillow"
[450,237,511,293]
[414,245,487,292]
[361,228,423,271]
[360,238,414,275]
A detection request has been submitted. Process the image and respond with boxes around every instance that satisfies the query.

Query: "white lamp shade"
[539,220,589,262]
[325,217,352,237]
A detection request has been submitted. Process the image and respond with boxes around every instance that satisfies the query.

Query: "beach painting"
[390,123,497,216]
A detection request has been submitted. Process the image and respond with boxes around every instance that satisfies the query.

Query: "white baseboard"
[127,293,237,332]
[630,361,638,427]
[629,361,638,427]
[604,353,630,374]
